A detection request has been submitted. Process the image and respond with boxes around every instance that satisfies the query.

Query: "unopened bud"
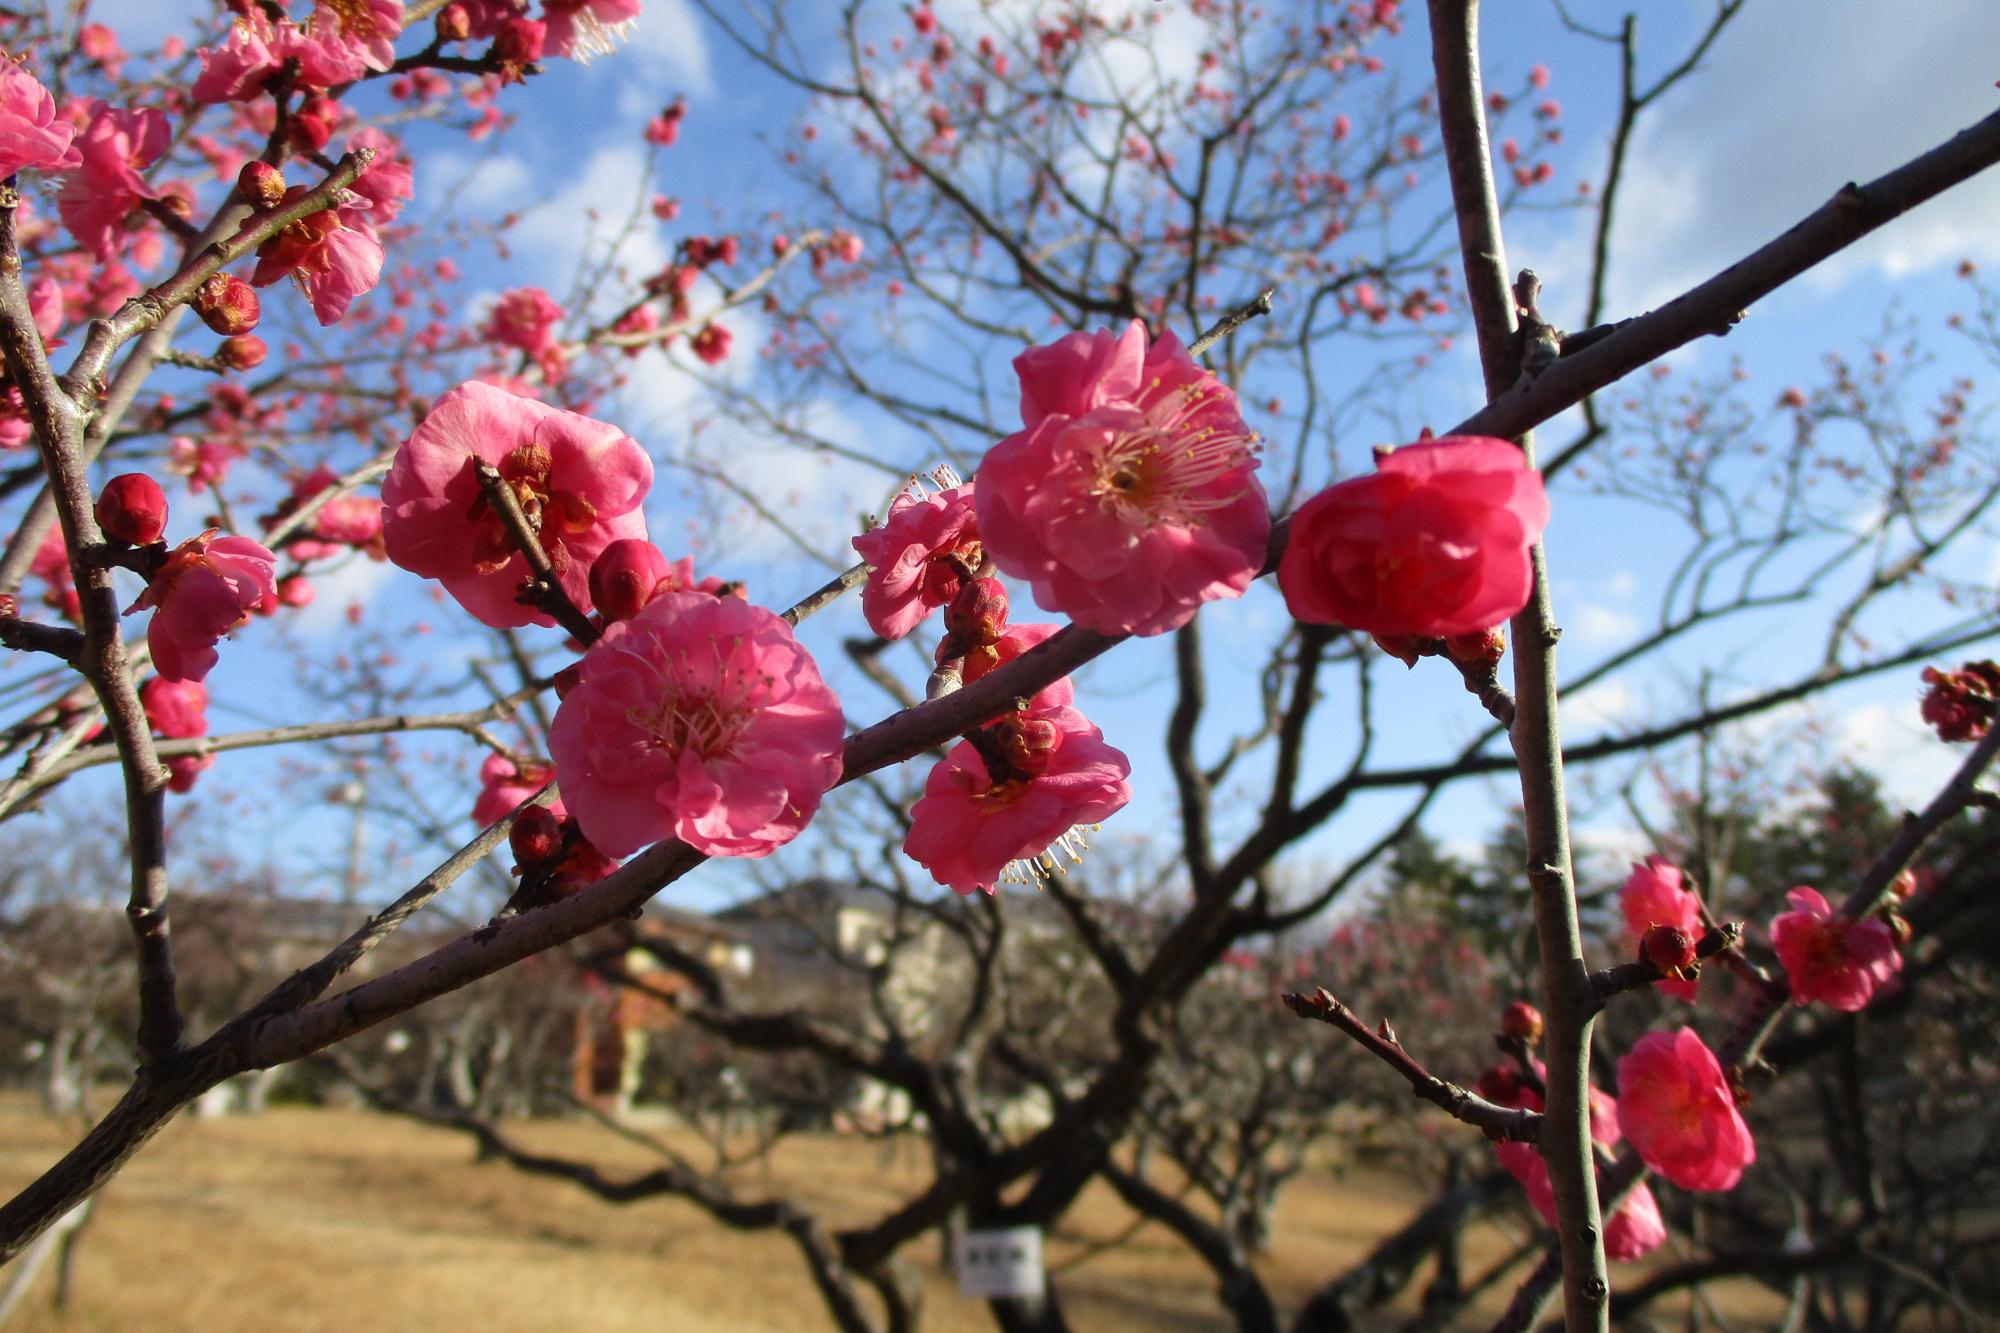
[1475,1065,1524,1104]
[1499,1000,1542,1045]
[1886,912,1913,947]
[288,94,339,153]
[435,1,472,42]
[510,805,564,866]
[491,16,546,68]
[193,273,261,336]
[158,192,194,222]
[95,473,169,546]
[277,575,314,607]
[990,713,1060,776]
[943,576,1007,649]
[1445,627,1506,668]
[237,160,285,209]
[588,539,673,623]
[1641,923,1698,978]
[1890,868,1919,900]
[216,333,268,371]
[0,593,18,620]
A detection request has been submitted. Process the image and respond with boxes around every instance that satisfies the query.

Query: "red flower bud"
[1640,923,1699,978]
[216,334,267,371]
[588,539,674,623]
[193,274,261,336]
[95,473,169,546]
[288,94,339,153]
[510,805,564,867]
[943,576,1008,649]
[491,17,546,69]
[278,575,314,607]
[1475,1065,1524,1104]
[1445,627,1506,668]
[435,2,472,42]
[1890,868,1918,900]
[1499,1000,1543,1044]
[691,323,731,364]
[237,160,285,210]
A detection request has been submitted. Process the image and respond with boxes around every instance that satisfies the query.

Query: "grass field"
[0,1096,1780,1331]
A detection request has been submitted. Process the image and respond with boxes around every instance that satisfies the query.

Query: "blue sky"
[29,0,2000,914]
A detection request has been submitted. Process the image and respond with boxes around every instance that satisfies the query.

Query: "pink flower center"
[321,0,387,42]
[1085,380,1255,528]
[626,638,769,760]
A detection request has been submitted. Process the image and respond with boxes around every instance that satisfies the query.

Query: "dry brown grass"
[0,1096,1783,1331]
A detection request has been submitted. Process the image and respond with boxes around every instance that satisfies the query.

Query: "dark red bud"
[192,273,261,336]
[551,662,584,699]
[944,576,1008,648]
[95,473,169,546]
[1641,923,1698,977]
[288,94,339,153]
[510,805,564,866]
[435,2,472,42]
[492,17,545,67]
[216,333,268,371]
[1445,627,1506,668]
[1499,1000,1543,1044]
[588,539,673,622]
[1475,1065,1523,1103]
[237,160,285,210]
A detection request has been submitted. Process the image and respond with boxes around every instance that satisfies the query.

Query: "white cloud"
[1562,679,1635,733]
[1590,0,2000,314]
[509,144,670,292]
[1571,601,1640,647]
[617,0,714,97]
[1834,702,1961,811]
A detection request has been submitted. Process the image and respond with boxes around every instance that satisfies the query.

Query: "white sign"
[953,1226,1045,1300]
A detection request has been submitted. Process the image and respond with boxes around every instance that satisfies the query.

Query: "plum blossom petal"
[977,321,1269,637]
[127,532,279,682]
[1617,1027,1756,1193]
[1770,885,1902,1011]
[1278,437,1549,639]
[548,593,844,858]
[381,380,652,628]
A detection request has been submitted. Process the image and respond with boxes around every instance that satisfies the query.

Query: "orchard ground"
[0,1095,1786,1331]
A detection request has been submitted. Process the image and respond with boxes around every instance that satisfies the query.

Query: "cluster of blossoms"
[1919,659,2000,741]
[369,317,1561,899]
[1479,1054,1666,1261]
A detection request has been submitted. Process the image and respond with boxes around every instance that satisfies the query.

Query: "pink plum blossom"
[193,13,283,103]
[1488,1073,1663,1260]
[343,128,415,224]
[58,102,169,259]
[904,705,1130,894]
[547,593,845,858]
[306,0,405,72]
[1617,1027,1756,1193]
[1278,437,1549,638]
[483,287,564,356]
[852,480,981,639]
[472,752,560,825]
[249,186,385,326]
[127,532,279,683]
[0,62,81,178]
[976,321,1269,637]
[381,380,652,628]
[541,0,642,60]
[140,677,208,739]
[1769,886,1902,1011]
[1620,855,1702,1003]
